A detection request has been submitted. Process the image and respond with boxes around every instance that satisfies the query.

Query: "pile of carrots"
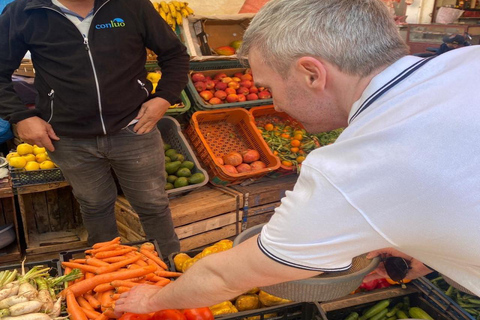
[61,237,181,320]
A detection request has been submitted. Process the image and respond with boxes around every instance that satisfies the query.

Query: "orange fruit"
[296,156,306,164]
[264,123,274,131]
[281,160,293,167]
[290,147,299,153]
[293,134,303,141]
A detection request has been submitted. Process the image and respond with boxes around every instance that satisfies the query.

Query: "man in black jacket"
[0,0,190,256]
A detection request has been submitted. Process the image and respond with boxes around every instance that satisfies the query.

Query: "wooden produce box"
[17,182,87,257]
[0,177,22,265]
[115,185,244,251]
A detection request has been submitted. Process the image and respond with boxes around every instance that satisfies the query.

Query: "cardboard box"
[180,14,255,61]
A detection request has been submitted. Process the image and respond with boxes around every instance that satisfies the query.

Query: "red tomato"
[152,310,186,320]
[119,313,152,320]
[183,308,214,320]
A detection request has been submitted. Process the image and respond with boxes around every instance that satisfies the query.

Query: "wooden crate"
[17,183,87,256]
[0,178,22,265]
[231,174,297,208]
[115,185,244,251]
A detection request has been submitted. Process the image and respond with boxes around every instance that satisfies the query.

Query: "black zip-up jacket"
[0,0,189,137]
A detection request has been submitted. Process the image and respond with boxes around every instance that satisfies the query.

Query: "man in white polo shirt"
[115,0,480,313]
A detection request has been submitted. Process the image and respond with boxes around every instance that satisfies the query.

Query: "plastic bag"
[0,120,13,144]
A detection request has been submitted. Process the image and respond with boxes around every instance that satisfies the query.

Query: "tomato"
[152,310,186,320]
[183,308,214,320]
[120,313,152,320]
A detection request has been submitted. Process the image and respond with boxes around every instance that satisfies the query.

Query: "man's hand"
[115,284,163,316]
[16,117,60,152]
[133,97,170,134]
[363,247,433,283]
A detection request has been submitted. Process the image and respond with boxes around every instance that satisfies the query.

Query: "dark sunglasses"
[383,256,411,283]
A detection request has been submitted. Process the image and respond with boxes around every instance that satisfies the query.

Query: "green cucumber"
[408,307,434,320]
[344,312,359,320]
[359,299,391,320]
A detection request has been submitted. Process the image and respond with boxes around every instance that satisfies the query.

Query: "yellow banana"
[185,5,194,15]
[159,8,166,20]
[152,2,160,11]
[171,1,181,11]
[166,12,174,25]
[168,3,177,18]
[176,14,182,25]
[160,1,168,13]
[180,8,189,17]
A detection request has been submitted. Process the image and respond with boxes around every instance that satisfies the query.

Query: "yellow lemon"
[146,72,161,84]
[24,161,40,171]
[9,156,27,169]
[33,146,46,155]
[6,152,19,161]
[22,154,36,162]
[151,83,158,94]
[35,153,48,163]
[16,143,34,155]
[39,160,55,170]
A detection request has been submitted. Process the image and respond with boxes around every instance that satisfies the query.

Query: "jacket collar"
[24,0,110,13]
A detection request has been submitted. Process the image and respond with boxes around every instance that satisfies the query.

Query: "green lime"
[163,143,171,151]
[174,177,188,188]
[165,161,182,174]
[230,40,243,50]
[176,153,185,162]
[165,182,174,190]
[188,172,205,184]
[176,167,192,177]
[180,160,194,170]
[165,156,171,163]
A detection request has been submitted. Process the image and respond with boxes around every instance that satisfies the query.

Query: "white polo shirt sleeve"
[258,157,391,272]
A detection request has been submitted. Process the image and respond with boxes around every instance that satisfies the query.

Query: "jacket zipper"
[137,79,150,97]
[40,2,111,135]
[47,89,54,123]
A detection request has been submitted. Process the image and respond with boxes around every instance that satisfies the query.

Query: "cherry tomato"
[120,313,152,320]
[152,310,186,320]
[183,308,214,320]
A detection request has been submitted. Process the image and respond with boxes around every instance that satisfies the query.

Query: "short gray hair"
[238,0,409,77]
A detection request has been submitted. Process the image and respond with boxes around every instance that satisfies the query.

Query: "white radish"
[37,290,53,313]
[0,287,13,301]
[47,297,62,318]
[2,313,53,320]
[17,283,37,300]
[0,295,29,309]
[9,300,43,316]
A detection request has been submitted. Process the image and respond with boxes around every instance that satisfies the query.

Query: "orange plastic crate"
[185,108,280,186]
[250,105,305,176]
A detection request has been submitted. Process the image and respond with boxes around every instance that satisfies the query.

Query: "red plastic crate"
[185,108,280,186]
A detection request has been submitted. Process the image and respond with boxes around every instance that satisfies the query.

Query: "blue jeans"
[49,125,179,257]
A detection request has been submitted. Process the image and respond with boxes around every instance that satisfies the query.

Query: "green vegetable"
[386,302,403,317]
[359,299,390,320]
[369,308,389,320]
[396,310,409,319]
[408,307,434,320]
[402,296,410,311]
[344,312,359,320]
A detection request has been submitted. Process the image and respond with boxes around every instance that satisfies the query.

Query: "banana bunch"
[152,1,194,31]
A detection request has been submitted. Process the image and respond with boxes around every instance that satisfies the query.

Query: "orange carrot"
[100,256,129,263]
[93,283,115,293]
[81,307,101,319]
[84,292,101,309]
[134,259,148,267]
[70,259,87,264]
[140,249,168,270]
[115,286,131,294]
[96,255,141,274]
[62,262,98,274]
[110,280,139,288]
[100,290,114,309]
[66,290,88,320]
[111,293,122,300]
[86,244,121,255]
[74,274,85,283]
[102,308,119,319]
[155,278,171,286]
[92,237,121,249]
[94,312,109,320]
[85,272,96,280]
[86,258,110,267]
[154,270,182,278]
[77,296,94,311]
[65,266,156,297]
[95,248,136,259]
[149,275,170,282]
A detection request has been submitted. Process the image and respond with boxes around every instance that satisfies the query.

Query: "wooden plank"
[115,203,146,237]
[175,211,238,240]
[1,198,15,226]
[0,178,13,199]
[57,186,75,229]
[245,212,274,229]
[46,188,60,231]
[179,223,240,251]
[31,192,49,234]
[117,220,144,242]
[25,226,88,255]
[230,175,297,208]
[18,193,34,246]
[16,181,70,195]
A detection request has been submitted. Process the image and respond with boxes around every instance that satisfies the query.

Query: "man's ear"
[295,57,327,91]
